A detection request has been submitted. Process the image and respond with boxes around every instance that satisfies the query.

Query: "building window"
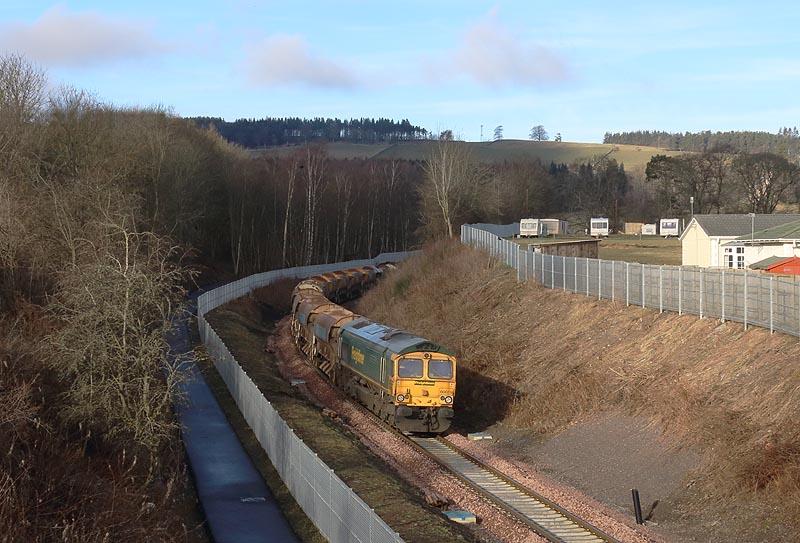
[724,247,745,269]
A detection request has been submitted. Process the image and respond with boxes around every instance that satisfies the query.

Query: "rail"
[410,437,619,543]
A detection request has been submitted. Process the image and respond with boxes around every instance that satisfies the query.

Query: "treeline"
[646,150,800,216]
[0,54,238,540]
[190,116,428,147]
[604,129,800,157]
[420,142,800,236]
[418,141,632,237]
[1,52,448,538]
[228,148,423,276]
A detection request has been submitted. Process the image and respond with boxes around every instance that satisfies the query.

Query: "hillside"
[355,240,800,543]
[257,140,682,169]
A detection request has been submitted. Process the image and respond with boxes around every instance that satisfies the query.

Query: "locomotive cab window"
[427,359,453,379]
[397,358,423,378]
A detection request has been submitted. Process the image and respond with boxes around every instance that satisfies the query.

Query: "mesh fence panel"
[463,226,800,339]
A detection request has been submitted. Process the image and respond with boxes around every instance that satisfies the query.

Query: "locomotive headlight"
[396,394,405,403]
[444,396,453,404]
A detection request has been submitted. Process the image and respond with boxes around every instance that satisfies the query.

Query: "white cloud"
[433,10,570,87]
[0,6,168,67]
[245,35,359,89]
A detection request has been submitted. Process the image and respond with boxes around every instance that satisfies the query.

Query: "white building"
[721,219,800,269]
[680,214,800,267]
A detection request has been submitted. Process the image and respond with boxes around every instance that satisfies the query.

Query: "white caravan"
[660,218,680,237]
[519,218,542,237]
[590,217,610,237]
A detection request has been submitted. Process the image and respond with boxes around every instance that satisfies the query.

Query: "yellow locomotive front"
[392,351,456,432]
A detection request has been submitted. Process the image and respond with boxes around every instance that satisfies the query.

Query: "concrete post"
[641,263,645,308]
[626,262,630,306]
[770,275,774,333]
[659,266,663,313]
[598,259,602,300]
[721,269,725,322]
[611,261,615,302]
[700,268,704,319]
[574,256,578,292]
[744,270,748,330]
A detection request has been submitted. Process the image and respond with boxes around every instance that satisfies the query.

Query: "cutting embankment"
[355,240,800,542]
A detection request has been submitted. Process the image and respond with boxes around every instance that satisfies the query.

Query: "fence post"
[517,249,521,282]
[659,266,663,313]
[523,251,528,281]
[563,255,567,291]
[626,262,630,306]
[678,267,682,315]
[641,263,645,308]
[612,261,615,302]
[770,275,774,333]
[598,259,602,300]
[586,258,590,297]
[744,270,748,330]
[721,269,726,322]
[551,254,555,288]
[699,268,704,319]
[541,252,545,284]
[574,256,578,292]
[532,249,537,282]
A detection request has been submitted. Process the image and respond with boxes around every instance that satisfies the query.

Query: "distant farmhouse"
[680,214,800,268]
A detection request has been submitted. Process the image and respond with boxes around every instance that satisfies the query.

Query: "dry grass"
[356,239,800,536]
[0,309,206,542]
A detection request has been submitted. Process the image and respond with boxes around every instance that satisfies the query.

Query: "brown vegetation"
[356,240,800,539]
[0,54,210,540]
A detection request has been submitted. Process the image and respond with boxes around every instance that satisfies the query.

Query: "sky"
[1,1,800,142]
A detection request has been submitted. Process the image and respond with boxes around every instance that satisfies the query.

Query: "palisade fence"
[461,224,800,338]
[197,252,417,543]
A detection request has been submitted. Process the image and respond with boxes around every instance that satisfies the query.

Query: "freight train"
[290,265,456,433]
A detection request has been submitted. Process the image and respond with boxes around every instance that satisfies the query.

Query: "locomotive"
[291,265,456,433]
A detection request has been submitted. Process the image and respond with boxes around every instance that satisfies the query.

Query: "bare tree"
[302,144,327,265]
[421,140,488,238]
[281,155,299,266]
[733,152,799,213]
[529,125,548,141]
[47,215,188,459]
[0,54,45,173]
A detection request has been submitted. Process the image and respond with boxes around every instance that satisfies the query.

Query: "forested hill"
[190,116,428,147]
[604,128,800,157]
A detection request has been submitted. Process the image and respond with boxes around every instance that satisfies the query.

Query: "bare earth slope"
[356,241,800,542]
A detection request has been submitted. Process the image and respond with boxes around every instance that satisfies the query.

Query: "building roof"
[689,214,800,238]
[733,218,800,242]
[750,256,790,270]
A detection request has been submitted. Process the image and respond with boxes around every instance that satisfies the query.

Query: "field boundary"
[196,253,417,543]
[462,224,800,338]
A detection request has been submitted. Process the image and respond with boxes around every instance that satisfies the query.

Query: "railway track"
[288,322,626,543]
[409,436,620,543]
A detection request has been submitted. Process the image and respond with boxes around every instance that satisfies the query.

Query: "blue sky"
[1,1,799,142]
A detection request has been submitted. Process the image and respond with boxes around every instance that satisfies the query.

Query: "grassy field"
[598,235,681,265]
[257,140,682,169]
[511,234,681,265]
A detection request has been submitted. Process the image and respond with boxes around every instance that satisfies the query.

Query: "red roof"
[765,256,800,275]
